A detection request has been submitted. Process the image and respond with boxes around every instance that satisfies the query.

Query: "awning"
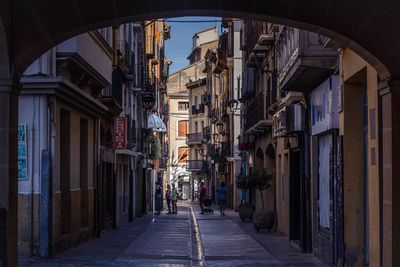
[147,114,167,132]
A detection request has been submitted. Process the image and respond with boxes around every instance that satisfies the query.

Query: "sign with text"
[310,75,340,136]
[114,117,127,149]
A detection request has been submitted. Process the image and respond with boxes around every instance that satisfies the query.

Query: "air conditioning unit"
[286,104,306,132]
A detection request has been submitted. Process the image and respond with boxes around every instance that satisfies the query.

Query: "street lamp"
[229,99,239,113]
[216,121,225,135]
[213,132,219,143]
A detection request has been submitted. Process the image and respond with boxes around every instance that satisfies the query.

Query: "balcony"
[127,126,143,150]
[238,134,255,151]
[187,160,208,172]
[192,104,205,115]
[142,84,156,103]
[244,92,272,134]
[220,142,232,159]
[159,157,168,171]
[277,28,338,93]
[100,84,123,116]
[203,126,211,141]
[245,33,274,67]
[186,133,203,145]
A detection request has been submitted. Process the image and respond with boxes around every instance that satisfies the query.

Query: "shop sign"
[114,116,127,149]
[311,75,340,136]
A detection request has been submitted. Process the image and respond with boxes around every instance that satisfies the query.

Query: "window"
[178,102,189,111]
[195,122,198,133]
[194,95,198,105]
[201,121,204,132]
[178,120,189,137]
[178,147,188,163]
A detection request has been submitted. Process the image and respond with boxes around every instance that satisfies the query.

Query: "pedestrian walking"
[155,182,162,215]
[199,181,207,214]
[217,182,227,216]
[171,183,178,214]
[166,184,172,214]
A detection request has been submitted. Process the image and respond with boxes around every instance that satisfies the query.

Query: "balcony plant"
[236,173,255,221]
[118,56,128,67]
[251,168,274,232]
[144,130,161,160]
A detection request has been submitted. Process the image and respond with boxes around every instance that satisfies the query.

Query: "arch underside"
[4,0,400,79]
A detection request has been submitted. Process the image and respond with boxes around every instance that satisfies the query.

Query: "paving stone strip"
[122,206,191,261]
[189,207,206,266]
[19,202,324,266]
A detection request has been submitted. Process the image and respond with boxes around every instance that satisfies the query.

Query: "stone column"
[379,79,400,267]
[0,79,19,267]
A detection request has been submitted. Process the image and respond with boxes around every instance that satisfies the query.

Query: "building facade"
[166,27,218,201]
[237,19,380,266]
[166,70,190,199]
[16,20,169,257]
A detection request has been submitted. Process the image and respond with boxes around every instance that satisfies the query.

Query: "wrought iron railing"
[192,104,205,115]
[187,160,208,171]
[245,93,266,131]
[186,133,203,144]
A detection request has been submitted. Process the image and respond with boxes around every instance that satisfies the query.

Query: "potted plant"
[236,173,255,221]
[118,56,128,67]
[251,168,274,232]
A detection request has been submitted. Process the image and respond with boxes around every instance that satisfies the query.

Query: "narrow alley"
[1,4,398,265]
[20,202,322,267]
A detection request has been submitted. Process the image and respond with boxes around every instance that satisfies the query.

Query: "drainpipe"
[39,95,49,257]
[48,95,55,257]
[96,118,102,237]
[242,155,246,203]
[29,97,36,256]
[113,26,119,69]
[303,93,312,253]
[273,139,278,232]
[112,25,119,229]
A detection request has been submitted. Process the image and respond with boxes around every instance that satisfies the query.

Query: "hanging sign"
[114,117,127,149]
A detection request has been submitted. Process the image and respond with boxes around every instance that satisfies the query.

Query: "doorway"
[289,149,301,245]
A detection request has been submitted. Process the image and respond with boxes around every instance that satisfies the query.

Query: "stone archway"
[4,0,399,80]
[0,15,19,267]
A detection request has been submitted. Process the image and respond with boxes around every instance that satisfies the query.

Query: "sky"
[164,17,221,74]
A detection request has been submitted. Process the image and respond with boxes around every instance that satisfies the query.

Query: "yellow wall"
[275,137,290,235]
[254,136,275,212]
[340,48,379,267]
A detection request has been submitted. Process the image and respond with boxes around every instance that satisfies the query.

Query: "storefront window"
[318,134,330,228]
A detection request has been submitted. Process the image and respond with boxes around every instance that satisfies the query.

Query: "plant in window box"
[146,133,161,160]
[118,56,128,67]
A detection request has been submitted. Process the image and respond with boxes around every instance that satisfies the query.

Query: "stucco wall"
[193,27,218,50]
[275,137,290,236]
[339,48,380,267]
[168,96,189,181]
[167,60,206,93]
[57,33,112,83]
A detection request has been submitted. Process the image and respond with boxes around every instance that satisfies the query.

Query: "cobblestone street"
[20,202,323,267]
